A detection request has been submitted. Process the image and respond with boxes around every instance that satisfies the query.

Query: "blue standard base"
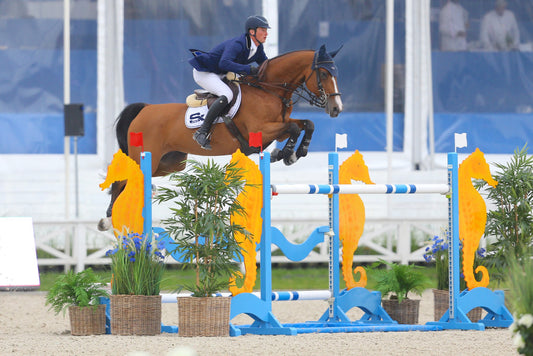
[285,322,443,334]
[426,288,514,330]
[230,322,443,335]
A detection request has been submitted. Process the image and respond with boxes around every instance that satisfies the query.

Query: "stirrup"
[193,130,212,150]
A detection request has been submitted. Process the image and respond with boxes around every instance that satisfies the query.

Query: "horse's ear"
[328,44,343,58]
[318,44,327,55]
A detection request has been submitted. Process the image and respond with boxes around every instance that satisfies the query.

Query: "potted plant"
[105,232,166,335]
[372,259,429,324]
[154,158,249,337]
[423,233,484,321]
[508,249,533,356]
[45,268,109,335]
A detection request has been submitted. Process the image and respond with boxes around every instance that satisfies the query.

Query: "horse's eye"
[320,71,329,80]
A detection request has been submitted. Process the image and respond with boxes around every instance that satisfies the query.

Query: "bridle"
[237,51,341,111]
[299,52,342,108]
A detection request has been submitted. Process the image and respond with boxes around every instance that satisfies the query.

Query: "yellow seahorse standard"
[458,148,498,289]
[339,150,374,289]
[99,149,145,237]
[228,150,263,295]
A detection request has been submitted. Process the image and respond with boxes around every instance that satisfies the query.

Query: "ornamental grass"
[106,233,165,296]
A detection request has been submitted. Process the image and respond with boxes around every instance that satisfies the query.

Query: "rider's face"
[252,27,268,45]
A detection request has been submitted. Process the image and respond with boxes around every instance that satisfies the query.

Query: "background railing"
[34,217,448,272]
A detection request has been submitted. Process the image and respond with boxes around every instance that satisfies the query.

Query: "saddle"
[186,73,241,115]
[184,70,263,156]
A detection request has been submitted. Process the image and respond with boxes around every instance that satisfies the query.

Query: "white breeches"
[193,69,234,102]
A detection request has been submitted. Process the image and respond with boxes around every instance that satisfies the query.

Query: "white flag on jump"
[335,133,347,150]
[454,133,467,150]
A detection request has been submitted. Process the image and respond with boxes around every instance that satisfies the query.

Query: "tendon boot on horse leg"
[296,119,314,159]
[193,95,229,150]
[270,122,301,165]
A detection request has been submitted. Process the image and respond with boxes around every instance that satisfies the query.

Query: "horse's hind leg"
[296,119,314,159]
[153,151,188,177]
[98,181,125,231]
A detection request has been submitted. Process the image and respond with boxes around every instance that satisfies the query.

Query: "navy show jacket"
[189,34,268,75]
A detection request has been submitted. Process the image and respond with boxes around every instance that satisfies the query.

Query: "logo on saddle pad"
[184,86,242,129]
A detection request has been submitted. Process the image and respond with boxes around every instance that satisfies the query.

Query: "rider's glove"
[249,65,259,75]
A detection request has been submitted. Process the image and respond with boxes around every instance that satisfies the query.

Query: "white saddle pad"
[185,86,242,129]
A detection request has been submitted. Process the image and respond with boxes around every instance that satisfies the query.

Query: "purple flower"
[133,237,142,250]
[105,248,118,256]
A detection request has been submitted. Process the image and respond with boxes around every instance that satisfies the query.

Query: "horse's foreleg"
[296,119,314,159]
[270,122,301,165]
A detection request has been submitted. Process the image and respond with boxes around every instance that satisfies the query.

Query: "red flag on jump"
[130,132,144,151]
[249,131,262,151]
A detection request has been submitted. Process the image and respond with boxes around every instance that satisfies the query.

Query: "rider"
[189,15,270,149]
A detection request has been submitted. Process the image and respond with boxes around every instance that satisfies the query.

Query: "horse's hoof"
[270,148,281,162]
[283,152,298,166]
[98,217,112,231]
[296,147,308,159]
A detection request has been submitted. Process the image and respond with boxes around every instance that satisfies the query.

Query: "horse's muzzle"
[326,94,343,117]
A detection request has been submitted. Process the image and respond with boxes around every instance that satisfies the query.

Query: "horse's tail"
[115,103,146,154]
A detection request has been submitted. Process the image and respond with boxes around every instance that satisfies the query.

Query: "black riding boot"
[193,95,228,150]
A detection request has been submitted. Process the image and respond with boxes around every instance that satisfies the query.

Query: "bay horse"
[98,45,343,231]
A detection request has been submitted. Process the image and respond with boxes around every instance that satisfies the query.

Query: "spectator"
[480,0,520,51]
[439,0,469,51]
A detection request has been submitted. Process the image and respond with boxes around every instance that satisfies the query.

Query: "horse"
[98,44,343,231]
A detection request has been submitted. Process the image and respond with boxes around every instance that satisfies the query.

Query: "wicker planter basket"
[433,289,482,322]
[382,298,420,324]
[68,304,106,336]
[110,295,162,335]
[178,297,231,337]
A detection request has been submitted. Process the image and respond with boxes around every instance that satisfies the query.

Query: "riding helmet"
[245,15,270,32]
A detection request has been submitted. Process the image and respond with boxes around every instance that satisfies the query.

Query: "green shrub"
[372,259,429,302]
[45,268,109,315]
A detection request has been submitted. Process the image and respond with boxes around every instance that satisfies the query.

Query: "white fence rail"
[33,217,447,272]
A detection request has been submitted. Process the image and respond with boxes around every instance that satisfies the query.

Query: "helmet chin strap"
[249,29,262,45]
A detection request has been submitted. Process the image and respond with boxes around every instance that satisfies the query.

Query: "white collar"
[248,38,258,59]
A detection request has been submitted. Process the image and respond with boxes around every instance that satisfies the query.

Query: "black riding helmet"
[245,15,270,33]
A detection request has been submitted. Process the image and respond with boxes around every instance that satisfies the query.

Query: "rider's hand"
[249,65,259,75]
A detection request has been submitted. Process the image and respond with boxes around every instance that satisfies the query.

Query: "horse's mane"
[256,49,315,80]
[267,49,314,62]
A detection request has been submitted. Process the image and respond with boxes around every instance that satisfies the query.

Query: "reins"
[232,54,337,117]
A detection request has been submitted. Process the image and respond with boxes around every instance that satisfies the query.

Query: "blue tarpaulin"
[1,0,532,154]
